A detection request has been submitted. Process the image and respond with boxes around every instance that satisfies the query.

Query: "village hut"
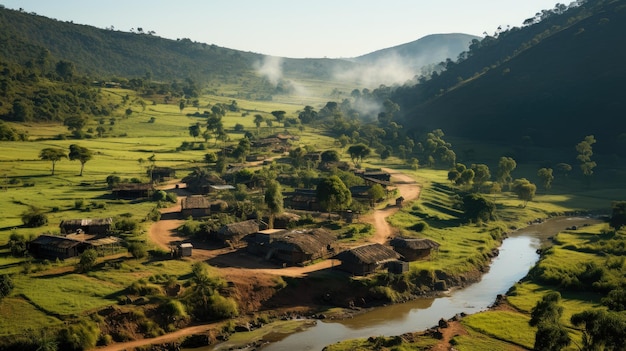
[214,219,259,246]
[334,243,401,276]
[86,236,123,256]
[149,167,176,182]
[181,195,211,217]
[390,237,440,261]
[251,228,337,266]
[272,212,301,229]
[59,218,113,235]
[28,235,91,259]
[112,183,154,198]
[285,189,319,211]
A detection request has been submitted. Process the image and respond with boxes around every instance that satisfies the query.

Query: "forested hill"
[0,6,358,83]
[393,0,626,154]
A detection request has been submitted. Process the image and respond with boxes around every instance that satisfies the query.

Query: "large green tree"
[39,147,67,175]
[69,144,93,176]
[461,193,495,223]
[347,143,371,166]
[496,156,516,188]
[512,178,537,207]
[537,168,554,190]
[576,135,597,180]
[609,201,626,230]
[316,175,352,218]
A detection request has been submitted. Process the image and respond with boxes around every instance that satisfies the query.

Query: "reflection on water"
[205,217,601,351]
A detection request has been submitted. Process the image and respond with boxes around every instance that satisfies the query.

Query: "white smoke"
[255,56,284,85]
[334,53,416,86]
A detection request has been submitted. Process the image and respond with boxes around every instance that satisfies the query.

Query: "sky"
[2,0,562,58]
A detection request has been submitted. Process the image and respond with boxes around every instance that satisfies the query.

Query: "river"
[205,216,600,351]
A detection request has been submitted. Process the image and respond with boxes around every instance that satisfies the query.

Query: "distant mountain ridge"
[0,6,474,87]
[352,33,480,70]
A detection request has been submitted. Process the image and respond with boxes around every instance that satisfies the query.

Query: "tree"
[461,193,495,223]
[76,249,98,273]
[576,135,597,181]
[0,274,14,300]
[347,144,371,165]
[64,116,87,133]
[21,206,48,227]
[496,157,517,188]
[253,114,264,134]
[321,150,340,163]
[271,110,286,126]
[537,168,554,190]
[367,184,386,206]
[530,292,570,351]
[189,123,201,140]
[179,100,185,113]
[471,164,491,189]
[609,201,626,230]
[69,144,93,176]
[264,180,283,229]
[55,60,75,81]
[298,105,317,124]
[512,178,536,207]
[571,309,626,351]
[316,175,352,218]
[458,168,475,187]
[39,147,67,175]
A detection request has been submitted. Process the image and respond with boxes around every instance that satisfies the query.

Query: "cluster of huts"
[28,218,122,260]
[204,215,439,275]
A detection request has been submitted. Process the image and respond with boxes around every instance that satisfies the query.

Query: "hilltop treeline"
[391,0,626,155]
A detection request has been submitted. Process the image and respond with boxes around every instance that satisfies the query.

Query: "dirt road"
[361,168,421,243]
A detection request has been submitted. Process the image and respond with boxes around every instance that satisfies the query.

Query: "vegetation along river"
[207,216,601,351]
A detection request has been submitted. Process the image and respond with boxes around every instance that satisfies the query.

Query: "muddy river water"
[206,216,601,351]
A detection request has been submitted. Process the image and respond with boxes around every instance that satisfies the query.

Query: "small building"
[214,220,260,246]
[112,183,154,198]
[388,260,410,274]
[247,228,337,266]
[334,243,401,276]
[28,235,91,259]
[181,195,211,217]
[60,218,113,235]
[149,167,176,182]
[390,237,440,261]
[177,243,193,257]
[285,189,319,211]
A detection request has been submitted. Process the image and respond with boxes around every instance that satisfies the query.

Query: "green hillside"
[393,0,626,155]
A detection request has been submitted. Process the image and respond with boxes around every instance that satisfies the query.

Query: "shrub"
[57,319,100,351]
[21,207,48,228]
[115,218,138,232]
[128,242,148,259]
[0,274,14,299]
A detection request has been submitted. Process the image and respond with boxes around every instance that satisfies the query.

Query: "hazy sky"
[2,0,561,58]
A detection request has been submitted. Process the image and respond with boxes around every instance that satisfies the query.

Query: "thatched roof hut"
[181,195,210,217]
[247,228,337,266]
[335,243,400,276]
[390,237,440,261]
[215,219,259,245]
[59,218,113,235]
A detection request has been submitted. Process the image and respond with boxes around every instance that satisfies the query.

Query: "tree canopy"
[512,178,537,207]
[39,147,67,175]
[68,144,93,176]
[316,175,352,216]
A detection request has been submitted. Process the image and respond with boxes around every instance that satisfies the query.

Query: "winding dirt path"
[361,168,421,243]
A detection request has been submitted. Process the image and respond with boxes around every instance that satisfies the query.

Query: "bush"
[115,218,138,232]
[57,319,100,351]
[21,207,48,228]
[128,279,162,296]
[128,242,148,259]
[0,274,14,299]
